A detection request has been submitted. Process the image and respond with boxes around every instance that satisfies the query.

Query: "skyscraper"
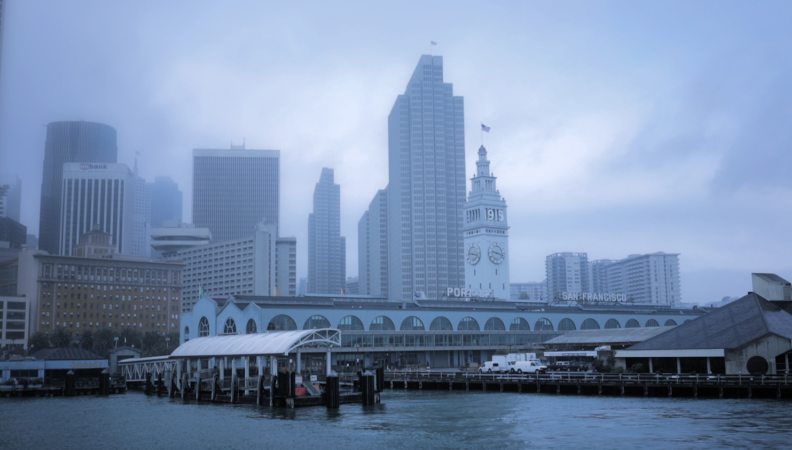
[0,0,6,92]
[149,176,183,228]
[308,168,345,294]
[388,55,466,300]
[0,174,21,221]
[39,121,118,255]
[545,252,590,301]
[358,189,388,297]
[601,252,681,306]
[192,147,279,242]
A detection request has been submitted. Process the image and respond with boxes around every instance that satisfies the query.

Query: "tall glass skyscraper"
[308,168,345,294]
[388,55,466,300]
[192,147,279,242]
[39,121,118,255]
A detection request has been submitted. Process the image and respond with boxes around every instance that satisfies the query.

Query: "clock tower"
[463,145,510,299]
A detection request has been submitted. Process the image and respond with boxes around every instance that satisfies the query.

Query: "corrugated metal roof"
[628,293,792,350]
[31,347,104,361]
[170,328,341,358]
[544,327,673,345]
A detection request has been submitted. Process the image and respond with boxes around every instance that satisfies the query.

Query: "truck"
[479,355,510,374]
[508,360,547,374]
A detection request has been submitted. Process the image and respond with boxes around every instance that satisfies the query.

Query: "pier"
[384,370,792,399]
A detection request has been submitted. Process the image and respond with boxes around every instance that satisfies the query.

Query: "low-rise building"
[0,296,30,351]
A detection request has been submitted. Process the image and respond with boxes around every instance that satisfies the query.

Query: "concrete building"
[358,189,388,297]
[131,168,151,259]
[463,146,510,300]
[510,282,547,301]
[9,247,184,336]
[590,259,617,293]
[388,55,466,301]
[59,162,144,257]
[546,253,590,302]
[149,221,212,259]
[298,277,307,296]
[175,223,293,311]
[0,296,30,350]
[0,217,26,249]
[308,168,345,295]
[0,175,21,222]
[192,146,279,243]
[72,225,116,258]
[603,252,681,306]
[182,293,704,369]
[148,176,183,228]
[39,121,118,255]
[26,234,37,250]
[346,276,359,295]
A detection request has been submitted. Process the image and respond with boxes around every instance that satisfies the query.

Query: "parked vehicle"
[508,360,547,374]
[478,361,509,374]
[547,361,590,372]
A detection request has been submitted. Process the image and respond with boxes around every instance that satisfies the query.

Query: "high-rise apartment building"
[602,252,681,306]
[590,259,617,293]
[275,236,297,297]
[149,176,183,228]
[0,175,21,221]
[308,168,345,294]
[546,252,590,301]
[39,121,118,255]
[510,281,547,301]
[59,162,149,258]
[388,55,466,300]
[358,189,388,297]
[192,147,279,242]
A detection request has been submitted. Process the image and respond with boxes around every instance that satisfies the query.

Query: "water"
[1,390,790,449]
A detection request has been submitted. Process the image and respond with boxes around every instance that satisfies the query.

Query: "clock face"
[467,243,481,265]
[489,243,505,264]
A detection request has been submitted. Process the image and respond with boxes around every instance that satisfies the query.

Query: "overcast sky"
[1,1,790,304]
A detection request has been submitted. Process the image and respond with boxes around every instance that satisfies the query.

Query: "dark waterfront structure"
[308,168,345,295]
[38,121,118,255]
[192,147,279,242]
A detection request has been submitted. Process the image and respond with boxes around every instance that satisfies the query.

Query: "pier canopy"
[171,328,341,358]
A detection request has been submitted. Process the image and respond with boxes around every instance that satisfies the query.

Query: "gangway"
[119,356,177,382]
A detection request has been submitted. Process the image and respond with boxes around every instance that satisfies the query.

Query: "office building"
[59,163,137,257]
[131,169,151,258]
[358,189,388,297]
[463,146,510,299]
[346,276,359,295]
[0,217,25,249]
[0,175,21,221]
[39,121,118,255]
[192,146,279,242]
[388,55,466,300]
[26,234,38,250]
[150,221,212,258]
[175,223,292,311]
[546,253,590,302]
[590,259,617,293]
[510,282,547,301]
[308,168,345,294]
[149,176,183,228]
[297,277,307,296]
[275,236,297,296]
[0,296,30,350]
[602,252,681,306]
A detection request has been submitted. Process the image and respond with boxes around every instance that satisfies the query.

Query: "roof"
[31,347,105,361]
[628,293,792,351]
[170,329,341,358]
[543,327,674,346]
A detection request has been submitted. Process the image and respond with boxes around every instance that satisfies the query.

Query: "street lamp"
[165,337,171,349]
[114,337,119,348]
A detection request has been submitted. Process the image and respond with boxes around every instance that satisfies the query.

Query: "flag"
[431,41,437,45]
[481,123,491,132]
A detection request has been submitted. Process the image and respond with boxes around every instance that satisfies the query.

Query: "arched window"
[534,317,554,331]
[484,317,506,331]
[223,318,237,334]
[303,315,330,329]
[400,316,425,331]
[625,319,640,328]
[184,326,190,341]
[458,317,480,331]
[370,316,395,331]
[558,318,576,331]
[337,315,364,331]
[430,316,453,331]
[198,317,210,337]
[645,319,659,327]
[267,315,297,331]
[581,318,600,330]
[246,319,257,334]
[604,319,621,329]
[510,317,530,331]
[664,319,677,326]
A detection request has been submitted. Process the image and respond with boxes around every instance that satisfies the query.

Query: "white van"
[478,361,508,374]
[508,360,547,374]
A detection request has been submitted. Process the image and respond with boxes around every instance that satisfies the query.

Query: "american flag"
[430,41,437,45]
[481,123,491,132]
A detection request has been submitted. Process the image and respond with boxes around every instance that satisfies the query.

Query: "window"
[484,317,506,331]
[429,316,453,331]
[246,319,257,334]
[604,319,621,329]
[664,319,677,326]
[198,317,210,337]
[558,318,577,331]
[534,317,554,331]
[369,316,395,331]
[223,318,237,334]
[510,317,530,331]
[337,315,364,331]
[267,315,297,331]
[458,316,480,331]
[400,316,425,331]
[303,315,330,330]
[645,319,660,327]
[581,318,600,330]
[625,319,641,328]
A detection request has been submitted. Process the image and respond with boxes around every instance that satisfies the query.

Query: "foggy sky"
[1,1,790,304]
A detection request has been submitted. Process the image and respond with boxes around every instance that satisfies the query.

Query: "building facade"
[602,252,681,306]
[176,223,289,311]
[388,55,466,301]
[510,282,547,301]
[308,168,345,294]
[59,163,137,257]
[590,259,617,293]
[275,236,297,296]
[150,222,212,258]
[39,121,118,255]
[0,296,29,350]
[463,146,510,299]
[546,252,590,302]
[358,189,388,297]
[192,147,279,243]
[149,176,183,228]
[0,217,26,249]
[0,175,21,222]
